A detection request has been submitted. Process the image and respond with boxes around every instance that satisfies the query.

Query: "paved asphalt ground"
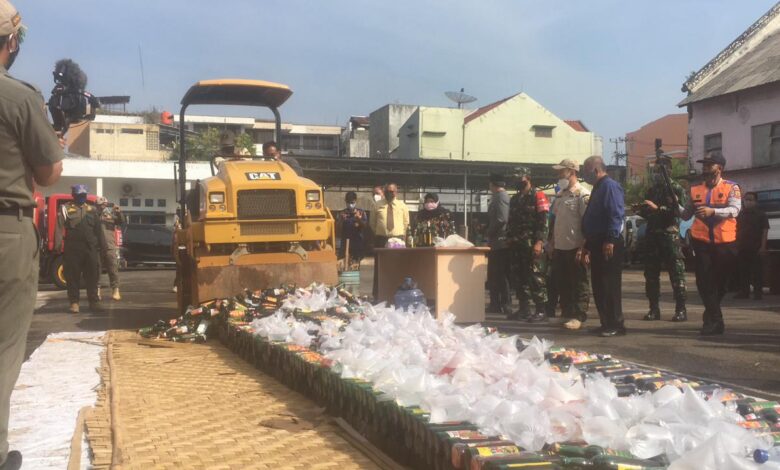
[30,266,780,399]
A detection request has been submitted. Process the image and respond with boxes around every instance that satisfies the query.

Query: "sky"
[13,0,779,158]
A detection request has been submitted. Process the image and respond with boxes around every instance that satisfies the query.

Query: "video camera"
[47,59,100,133]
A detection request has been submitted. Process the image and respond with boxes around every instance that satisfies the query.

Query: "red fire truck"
[33,192,122,289]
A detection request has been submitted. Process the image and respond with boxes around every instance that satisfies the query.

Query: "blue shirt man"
[580,156,626,337]
[582,174,624,244]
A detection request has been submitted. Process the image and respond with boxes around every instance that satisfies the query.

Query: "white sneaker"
[563,319,582,330]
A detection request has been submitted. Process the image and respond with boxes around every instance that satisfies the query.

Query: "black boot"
[643,306,661,321]
[527,307,548,323]
[671,302,687,322]
[514,306,531,320]
[0,451,22,470]
[700,322,725,336]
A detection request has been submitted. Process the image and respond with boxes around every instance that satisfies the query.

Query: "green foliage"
[168,128,258,161]
[236,132,256,156]
[624,178,649,208]
[169,127,221,161]
[139,106,161,124]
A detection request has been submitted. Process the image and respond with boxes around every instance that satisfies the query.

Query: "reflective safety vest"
[689,179,739,244]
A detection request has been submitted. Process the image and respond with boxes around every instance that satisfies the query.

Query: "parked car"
[121,224,175,267]
[624,215,646,265]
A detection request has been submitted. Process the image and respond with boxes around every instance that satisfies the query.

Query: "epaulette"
[1,72,41,94]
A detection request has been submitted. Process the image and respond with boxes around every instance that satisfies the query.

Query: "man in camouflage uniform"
[96,197,124,301]
[507,167,550,322]
[638,157,688,322]
[59,184,104,314]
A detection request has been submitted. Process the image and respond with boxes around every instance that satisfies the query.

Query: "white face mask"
[557,178,570,191]
[373,194,382,202]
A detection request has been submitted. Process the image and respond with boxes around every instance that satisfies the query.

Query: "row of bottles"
[138,284,779,469]
[406,219,456,247]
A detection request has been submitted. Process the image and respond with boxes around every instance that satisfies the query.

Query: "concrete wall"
[626,113,688,181]
[369,104,418,159]
[343,129,370,158]
[465,93,598,164]
[689,84,780,191]
[83,123,169,161]
[41,159,213,226]
[398,107,466,159]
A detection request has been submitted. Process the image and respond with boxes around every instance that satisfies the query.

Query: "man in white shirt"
[550,159,591,330]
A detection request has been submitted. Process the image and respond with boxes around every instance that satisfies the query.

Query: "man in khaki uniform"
[96,197,124,300]
[59,184,104,313]
[0,2,65,467]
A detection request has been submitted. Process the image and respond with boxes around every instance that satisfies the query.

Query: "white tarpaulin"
[8,332,105,469]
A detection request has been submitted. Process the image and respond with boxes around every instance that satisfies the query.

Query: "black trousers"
[372,236,389,300]
[64,243,100,304]
[737,248,764,295]
[487,248,511,310]
[693,240,737,328]
[586,238,624,330]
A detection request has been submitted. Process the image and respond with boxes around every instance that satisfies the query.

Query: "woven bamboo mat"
[86,331,380,469]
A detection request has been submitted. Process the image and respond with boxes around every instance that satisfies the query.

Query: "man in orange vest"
[680,151,741,336]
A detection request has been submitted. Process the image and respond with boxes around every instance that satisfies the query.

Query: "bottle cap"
[754,448,769,464]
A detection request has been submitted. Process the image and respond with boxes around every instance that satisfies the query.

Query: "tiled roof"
[680,30,780,105]
[464,94,518,124]
[564,120,589,132]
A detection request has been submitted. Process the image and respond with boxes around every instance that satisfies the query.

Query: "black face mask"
[516,180,529,191]
[385,192,395,202]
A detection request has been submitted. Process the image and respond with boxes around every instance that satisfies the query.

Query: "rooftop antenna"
[445,88,477,109]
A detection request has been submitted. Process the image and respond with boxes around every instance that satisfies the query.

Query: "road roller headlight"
[306,190,320,202]
[209,192,225,204]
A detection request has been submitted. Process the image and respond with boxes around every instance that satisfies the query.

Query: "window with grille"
[302,135,318,150]
[146,130,160,150]
[704,133,722,152]
[533,126,554,138]
[318,135,336,150]
[751,123,780,166]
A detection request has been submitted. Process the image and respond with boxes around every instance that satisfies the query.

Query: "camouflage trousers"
[511,240,547,312]
[644,231,687,306]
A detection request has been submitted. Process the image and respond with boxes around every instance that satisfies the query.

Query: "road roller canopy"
[180,79,293,108]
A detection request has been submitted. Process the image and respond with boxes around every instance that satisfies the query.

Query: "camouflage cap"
[512,166,531,178]
[0,0,21,36]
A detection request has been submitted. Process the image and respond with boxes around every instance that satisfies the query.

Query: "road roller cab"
[174,79,337,311]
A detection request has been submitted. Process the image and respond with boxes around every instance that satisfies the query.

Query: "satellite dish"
[445,88,477,109]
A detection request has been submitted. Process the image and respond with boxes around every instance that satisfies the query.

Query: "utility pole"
[610,137,628,166]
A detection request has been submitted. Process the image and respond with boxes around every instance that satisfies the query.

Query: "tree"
[235,132,256,156]
[169,127,222,161]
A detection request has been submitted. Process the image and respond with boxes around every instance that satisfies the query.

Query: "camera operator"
[0,1,65,469]
[96,197,125,301]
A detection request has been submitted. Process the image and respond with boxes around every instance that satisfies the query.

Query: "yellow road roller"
[174,79,337,311]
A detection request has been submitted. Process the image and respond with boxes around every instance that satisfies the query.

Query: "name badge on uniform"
[245,172,281,181]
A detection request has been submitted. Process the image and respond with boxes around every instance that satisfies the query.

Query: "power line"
[609,137,627,165]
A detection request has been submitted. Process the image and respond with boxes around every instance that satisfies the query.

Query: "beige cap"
[552,158,579,172]
[0,0,21,36]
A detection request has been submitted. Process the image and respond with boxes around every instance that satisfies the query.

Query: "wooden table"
[375,246,489,323]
